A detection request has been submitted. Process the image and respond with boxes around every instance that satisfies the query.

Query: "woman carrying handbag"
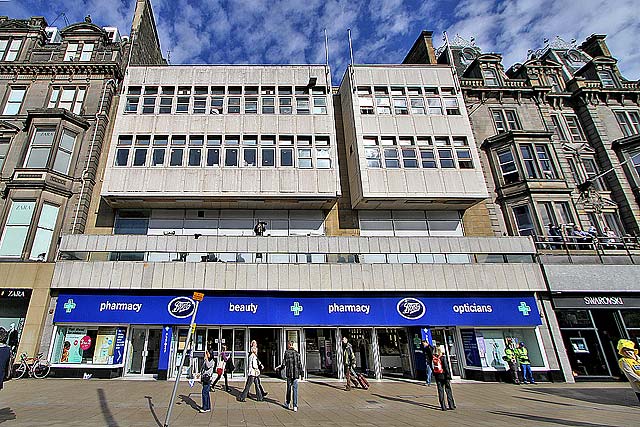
[199,349,215,413]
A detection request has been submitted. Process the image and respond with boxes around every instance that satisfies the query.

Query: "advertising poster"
[113,328,127,365]
[460,329,481,367]
[63,328,87,364]
[93,328,116,364]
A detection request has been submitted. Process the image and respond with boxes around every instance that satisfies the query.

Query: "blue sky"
[5,0,640,85]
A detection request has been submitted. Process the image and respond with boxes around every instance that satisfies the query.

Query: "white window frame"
[0,39,23,61]
[48,86,86,115]
[2,86,26,115]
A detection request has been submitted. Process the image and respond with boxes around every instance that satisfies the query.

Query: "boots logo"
[397,298,426,320]
[168,297,195,318]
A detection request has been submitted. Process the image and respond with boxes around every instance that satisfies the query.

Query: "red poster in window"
[80,335,92,350]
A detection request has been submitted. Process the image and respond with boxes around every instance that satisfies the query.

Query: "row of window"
[59,250,534,264]
[2,86,86,116]
[0,201,59,260]
[356,85,460,116]
[362,135,474,169]
[480,67,617,90]
[114,134,332,168]
[125,85,328,115]
[497,143,557,183]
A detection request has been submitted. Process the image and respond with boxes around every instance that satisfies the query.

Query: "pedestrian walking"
[211,344,230,392]
[250,340,268,397]
[617,339,640,403]
[237,346,263,402]
[433,348,456,411]
[421,339,433,386]
[277,340,304,412]
[515,342,535,384]
[199,349,214,413]
[503,339,520,384]
[342,336,356,391]
[0,328,10,390]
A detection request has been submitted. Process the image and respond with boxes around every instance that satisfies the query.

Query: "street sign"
[193,292,204,302]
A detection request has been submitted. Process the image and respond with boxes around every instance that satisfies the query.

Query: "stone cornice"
[24,108,91,131]
[0,62,123,80]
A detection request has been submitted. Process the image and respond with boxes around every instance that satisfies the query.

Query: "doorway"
[126,327,162,376]
[249,328,281,377]
[432,328,462,378]
[376,328,413,378]
[591,310,625,377]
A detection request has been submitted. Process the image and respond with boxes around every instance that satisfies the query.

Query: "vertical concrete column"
[371,328,381,380]
[540,298,575,383]
[15,269,54,358]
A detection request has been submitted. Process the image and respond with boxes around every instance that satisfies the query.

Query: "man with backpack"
[433,348,456,411]
[342,337,356,391]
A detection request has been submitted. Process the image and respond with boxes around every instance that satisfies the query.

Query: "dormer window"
[64,42,94,62]
[482,69,499,86]
[597,70,616,88]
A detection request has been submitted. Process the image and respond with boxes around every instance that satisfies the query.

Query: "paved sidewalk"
[0,378,637,426]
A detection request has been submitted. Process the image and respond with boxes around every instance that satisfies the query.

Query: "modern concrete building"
[0,0,163,363]
[427,33,640,380]
[42,24,570,384]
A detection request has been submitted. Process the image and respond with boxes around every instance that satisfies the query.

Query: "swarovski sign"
[583,296,624,306]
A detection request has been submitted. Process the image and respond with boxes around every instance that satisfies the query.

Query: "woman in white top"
[237,347,263,402]
[200,349,215,412]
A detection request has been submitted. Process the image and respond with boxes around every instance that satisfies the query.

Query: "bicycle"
[14,352,51,379]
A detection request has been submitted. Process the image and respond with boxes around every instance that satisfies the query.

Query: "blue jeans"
[521,364,534,383]
[425,364,433,385]
[285,378,298,408]
[201,383,211,410]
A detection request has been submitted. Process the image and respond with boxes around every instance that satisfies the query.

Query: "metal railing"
[534,234,640,264]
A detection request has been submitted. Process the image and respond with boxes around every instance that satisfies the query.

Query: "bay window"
[0,201,35,258]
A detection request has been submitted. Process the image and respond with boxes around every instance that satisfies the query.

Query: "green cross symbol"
[517,301,531,316]
[64,298,76,313]
[290,301,304,316]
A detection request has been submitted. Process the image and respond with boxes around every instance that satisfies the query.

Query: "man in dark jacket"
[433,348,456,411]
[342,337,356,391]
[0,328,11,390]
[277,341,303,412]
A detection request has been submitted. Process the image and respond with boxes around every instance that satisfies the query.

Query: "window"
[210,97,223,114]
[393,98,408,115]
[410,98,425,114]
[427,98,443,115]
[279,97,292,114]
[316,146,331,168]
[193,97,207,114]
[142,96,155,114]
[296,97,310,114]
[582,158,605,191]
[243,146,257,167]
[245,97,258,114]
[364,137,381,168]
[615,111,640,137]
[383,147,400,168]
[188,135,203,166]
[115,135,132,166]
[598,70,616,88]
[550,115,568,141]
[131,135,149,166]
[444,98,460,115]
[0,201,35,257]
[2,86,26,115]
[0,138,9,171]
[227,97,240,113]
[225,148,238,166]
[52,130,77,174]
[538,202,556,229]
[152,135,168,166]
[492,110,520,133]
[512,205,535,236]
[632,153,640,180]
[159,96,173,114]
[555,201,574,225]
[298,148,312,168]
[29,204,59,260]
[79,43,94,61]
[535,144,556,178]
[482,69,499,86]
[25,128,56,168]
[519,145,539,178]
[375,88,391,114]
[0,39,23,61]
[453,137,473,169]
[169,135,185,166]
[497,148,519,184]
[358,87,374,114]
[564,115,585,142]
[206,136,221,166]
[48,87,86,115]
[262,97,275,114]
[63,43,78,61]
[125,87,140,113]
[418,138,436,168]
[176,96,190,113]
[313,97,327,114]
[261,146,275,166]
[438,148,455,168]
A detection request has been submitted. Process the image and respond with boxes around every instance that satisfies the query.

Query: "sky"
[4,0,640,85]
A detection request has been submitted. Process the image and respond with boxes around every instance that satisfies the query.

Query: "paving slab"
[0,378,637,426]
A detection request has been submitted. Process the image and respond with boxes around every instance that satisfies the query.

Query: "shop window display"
[377,328,412,378]
[340,328,374,377]
[473,329,544,369]
[52,326,125,365]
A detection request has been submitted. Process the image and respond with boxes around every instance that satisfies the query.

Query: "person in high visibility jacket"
[503,339,520,384]
[515,342,535,384]
[617,339,640,403]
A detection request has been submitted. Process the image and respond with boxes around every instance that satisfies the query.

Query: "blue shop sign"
[54,294,541,327]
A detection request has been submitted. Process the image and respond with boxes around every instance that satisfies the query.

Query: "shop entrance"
[376,328,413,378]
[432,328,462,378]
[126,327,162,376]
[340,328,375,378]
[591,310,625,377]
[249,328,281,377]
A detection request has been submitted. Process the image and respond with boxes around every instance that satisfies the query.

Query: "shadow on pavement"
[178,393,200,411]
[525,387,639,408]
[97,388,119,427]
[308,380,347,391]
[0,407,16,424]
[144,396,163,427]
[488,410,617,427]
[372,393,441,411]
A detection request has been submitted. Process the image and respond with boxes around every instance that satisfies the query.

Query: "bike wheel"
[33,361,51,379]
[14,363,27,379]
